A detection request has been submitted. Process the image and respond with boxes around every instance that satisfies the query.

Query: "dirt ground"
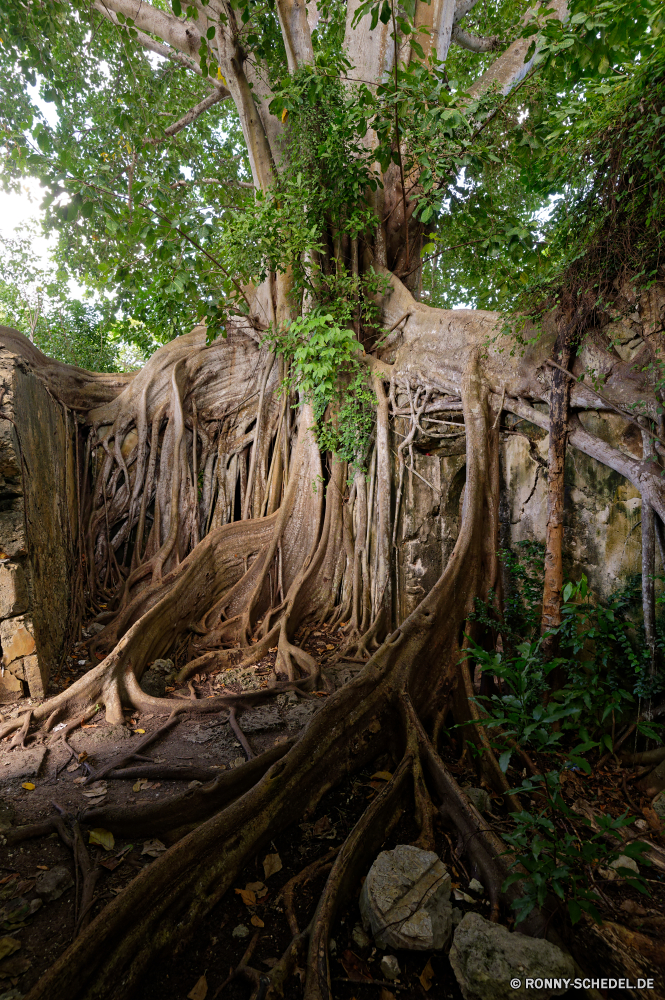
[2,623,665,999]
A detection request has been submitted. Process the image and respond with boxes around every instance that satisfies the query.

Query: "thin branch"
[545,358,665,449]
[144,88,230,145]
[452,26,501,52]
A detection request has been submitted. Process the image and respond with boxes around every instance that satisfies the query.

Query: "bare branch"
[470,0,568,96]
[91,0,202,56]
[92,0,227,88]
[451,25,501,52]
[170,178,254,188]
[144,89,230,144]
[453,0,481,24]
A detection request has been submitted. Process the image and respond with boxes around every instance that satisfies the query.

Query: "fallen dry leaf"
[77,751,88,763]
[245,881,267,896]
[313,816,332,837]
[235,887,256,906]
[250,915,265,927]
[325,644,334,650]
[73,776,87,784]
[89,828,115,851]
[133,778,149,793]
[133,729,146,734]
[368,719,381,733]
[66,762,79,772]
[419,958,434,992]
[187,974,208,1000]
[0,954,31,976]
[0,938,21,962]
[263,853,282,879]
[35,866,48,871]
[642,805,661,831]
[340,950,372,982]
[380,991,396,1000]
[370,771,393,782]
[20,783,35,791]
[141,839,167,857]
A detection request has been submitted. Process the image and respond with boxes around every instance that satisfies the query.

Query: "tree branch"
[451,25,501,52]
[145,88,230,144]
[91,0,203,57]
[470,0,568,96]
[276,0,314,72]
[94,7,226,89]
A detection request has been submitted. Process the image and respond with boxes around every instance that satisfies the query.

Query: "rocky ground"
[2,624,665,1000]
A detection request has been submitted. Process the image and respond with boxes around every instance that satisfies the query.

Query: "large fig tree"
[0,0,664,997]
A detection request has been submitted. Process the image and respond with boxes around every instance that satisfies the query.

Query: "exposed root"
[306,754,413,1000]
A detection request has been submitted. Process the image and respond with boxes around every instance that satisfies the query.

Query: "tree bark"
[541,332,573,662]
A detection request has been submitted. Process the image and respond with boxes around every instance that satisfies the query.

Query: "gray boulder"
[449,912,575,1000]
[360,844,452,951]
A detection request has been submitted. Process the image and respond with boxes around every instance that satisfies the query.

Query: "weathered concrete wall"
[395,408,653,623]
[0,346,79,701]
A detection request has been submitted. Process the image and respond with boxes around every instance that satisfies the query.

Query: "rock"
[468,879,484,896]
[351,924,371,950]
[0,563,28,620]
[151,658,174,675]
[1,747,46,781]
[140,667,166,698]
[241,706,282,733]
[360,844,452,951]
[449,912,575,1000]
[452,908,463,927]
[466,788,491,814]
[0,800,15,832]
[35,866,74,902]
[380,955,400,981]
[284,701,319,730]
[232,924,250,939]
[652,791,665,820]
[597,853,639,881]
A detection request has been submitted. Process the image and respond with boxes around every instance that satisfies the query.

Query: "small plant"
[265,308,376,467]
[462,548,664,924]
[502,771,652,924]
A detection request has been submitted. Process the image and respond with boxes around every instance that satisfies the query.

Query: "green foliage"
[463,547,663,923]
[502,777,651,925]
[265,307,376,466]
[0,230,120,371]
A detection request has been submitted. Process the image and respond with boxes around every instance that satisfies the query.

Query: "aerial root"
[228,707,254,760]
[305,753,413,1000]
[8,709,32,749]
[212,930,267,1000]
[82,714,182,785]
[402,693,547,932]
[47,810,99,939]
[78,739,295,839]
[279,847,341,937]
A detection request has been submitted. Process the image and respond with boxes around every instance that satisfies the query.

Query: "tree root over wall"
[1,276,664,1000]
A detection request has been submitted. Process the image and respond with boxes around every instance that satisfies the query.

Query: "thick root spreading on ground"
[2,275,664,1000]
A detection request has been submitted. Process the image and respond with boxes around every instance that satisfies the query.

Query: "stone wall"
[0,345,79,702]
[394,409,653,624]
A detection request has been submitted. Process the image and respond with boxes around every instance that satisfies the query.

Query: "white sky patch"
[0,179,88,299]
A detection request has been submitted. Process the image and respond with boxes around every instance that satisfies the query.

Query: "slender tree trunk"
[641,421,657,676]
[541,331,573,666]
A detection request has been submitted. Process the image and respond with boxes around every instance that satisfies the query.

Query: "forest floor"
[2,622,665,999]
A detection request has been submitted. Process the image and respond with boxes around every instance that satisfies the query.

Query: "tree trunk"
[541,333,573,667]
